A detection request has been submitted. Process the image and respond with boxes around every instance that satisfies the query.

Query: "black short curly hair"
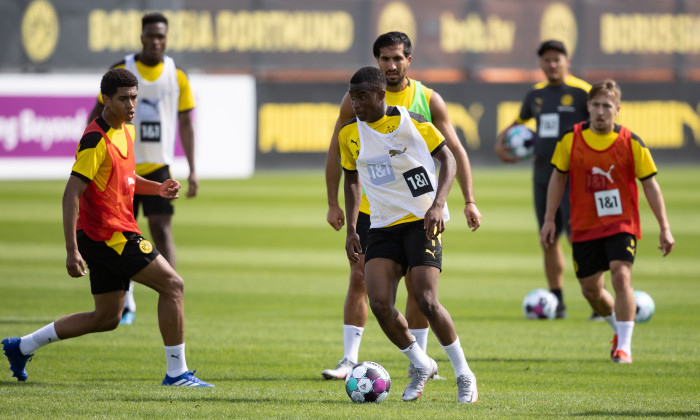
[142,12,168,30]
[100,68,138,98]
[349,66,386,91]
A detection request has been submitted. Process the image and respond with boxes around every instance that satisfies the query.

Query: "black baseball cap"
[537,40,567,56]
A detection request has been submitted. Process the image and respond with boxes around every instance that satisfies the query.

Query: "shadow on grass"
[0,381,47,388]
[469,357,605,364]
[0,318,56,325]
[574,410,700,417]
[111,395,344,404]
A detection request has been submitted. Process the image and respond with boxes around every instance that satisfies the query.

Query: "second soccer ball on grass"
[522,288,558,320]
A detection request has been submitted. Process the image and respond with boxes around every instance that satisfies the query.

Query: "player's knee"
[611,279,632,295]
[609,272,631,292]
[348,273,366,297]
[164,273,185,299]
[580,284,601,301]
[368,298,392,321]
[96,312,121,332]
[349,267,365,285]
[416,298,439,320]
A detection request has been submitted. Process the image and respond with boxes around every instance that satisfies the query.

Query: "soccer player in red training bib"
[88,12,199,326]
[540,79,675,364]
[2,68,213,386]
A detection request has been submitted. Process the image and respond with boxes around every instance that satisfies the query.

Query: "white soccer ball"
[522,288,558,320]
[505,124,535,159]
[634,290,655,323]
[344,361,391,403]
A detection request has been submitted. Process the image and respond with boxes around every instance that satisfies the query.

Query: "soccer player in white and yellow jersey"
[340,66,477,403]
[322,32,481,381]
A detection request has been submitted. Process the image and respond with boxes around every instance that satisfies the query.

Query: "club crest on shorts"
[139,239,153,254]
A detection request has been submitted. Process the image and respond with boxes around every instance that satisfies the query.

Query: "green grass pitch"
[0,167,698,418]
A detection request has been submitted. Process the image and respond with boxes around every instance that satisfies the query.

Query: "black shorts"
[365,220,442,273]
[357,211,371,254]
[534,171,571,236]
[572,232,637,278]
[133,166,174,217]
[77,230,160,294]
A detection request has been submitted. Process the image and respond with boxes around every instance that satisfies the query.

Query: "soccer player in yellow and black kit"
[341,66,478,403]
[496,40,591,319]
[323,31,481,381]
[88,12,198,325]
[541,79,674,363]
[2,68,212,386]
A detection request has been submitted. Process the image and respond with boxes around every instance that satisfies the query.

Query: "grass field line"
[1,239,698,278]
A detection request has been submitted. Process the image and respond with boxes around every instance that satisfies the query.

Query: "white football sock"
[123,281,136,312]
[20,322,60,355]
[604,312,618,334]
[409,328,429,351]
[400,340,431,371]
[343,325,363,363]
[164,343,188,377]
[442,337,473,378]
[615,321,634,354]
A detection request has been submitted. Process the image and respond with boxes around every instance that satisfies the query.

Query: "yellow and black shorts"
[572,232,636,278]
[365,220,442,272]
[77,230,160,294]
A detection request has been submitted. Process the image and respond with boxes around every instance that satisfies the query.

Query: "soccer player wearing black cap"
[495,40,591,319]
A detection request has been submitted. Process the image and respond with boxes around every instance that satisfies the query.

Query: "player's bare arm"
[641,176,675,256]
[429,91,481,231]
[343,170,362,263]
[540,170,568,248]
[424,145,456,239]
[62,175,89,278]
[325,93,355,231]
[178,110,198,198]
[135,175,181,199]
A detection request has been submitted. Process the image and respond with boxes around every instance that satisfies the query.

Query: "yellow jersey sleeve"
[630,133,657,179]
[72,132,108,187]
[176,68,195,112]
[552,127,658,179]
[339,122,360,171]
[551,132,574,172]
[421,84,433,108]
[340,112,444,171]
[411,118,445,152]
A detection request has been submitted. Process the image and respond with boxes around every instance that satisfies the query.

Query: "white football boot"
[321,358,355,380]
